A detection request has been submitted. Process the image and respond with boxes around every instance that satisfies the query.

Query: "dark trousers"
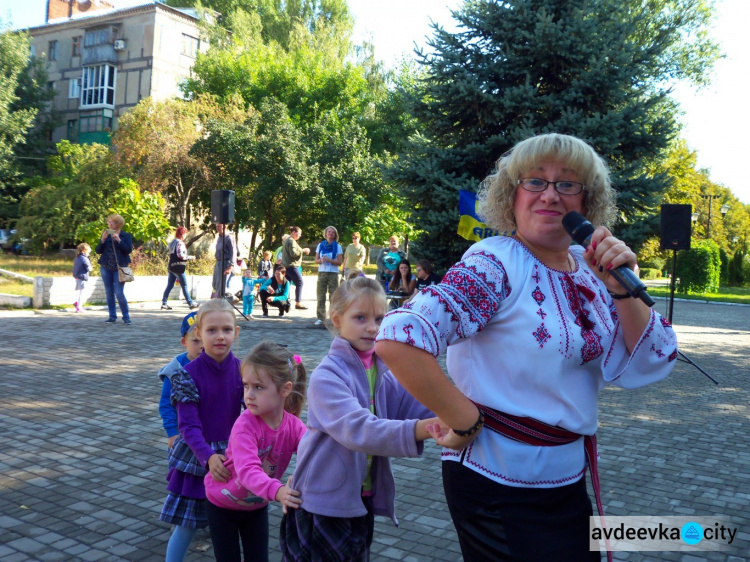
[442,461,600,562]
[205,502,269,562]
[259,290,288,315]
[285,266,304,303]
[162,271,193,306]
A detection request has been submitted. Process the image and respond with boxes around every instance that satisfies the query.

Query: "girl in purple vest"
[159,298,243,562]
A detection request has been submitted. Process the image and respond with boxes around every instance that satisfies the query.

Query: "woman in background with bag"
[161,226,198,311]
[96,214,133,324]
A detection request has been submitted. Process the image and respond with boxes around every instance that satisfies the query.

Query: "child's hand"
[425,419,481,451]
[415,417,441,441]
[207,454,231,482]
[275,477,301,514]
[167,435,178,449]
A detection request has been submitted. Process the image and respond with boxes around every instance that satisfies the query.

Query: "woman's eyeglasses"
[517,178,585,196]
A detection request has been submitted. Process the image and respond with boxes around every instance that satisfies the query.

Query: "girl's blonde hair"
[243,341,307,417]
[328,276,386,335]
[477,133,617,233]
[77,243,91,255]
[195,298,237,330]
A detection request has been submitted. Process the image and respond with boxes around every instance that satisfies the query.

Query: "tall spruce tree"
[393,0,719,270]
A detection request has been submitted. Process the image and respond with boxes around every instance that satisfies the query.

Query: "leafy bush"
[639,268,662,280]
[727,250,747,286]
[675,239,721,294]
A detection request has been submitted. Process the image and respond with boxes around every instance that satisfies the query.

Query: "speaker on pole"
[211,190,235,224]
[660,204,692,251]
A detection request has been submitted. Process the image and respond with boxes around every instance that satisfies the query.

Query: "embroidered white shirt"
[377,236,678,488]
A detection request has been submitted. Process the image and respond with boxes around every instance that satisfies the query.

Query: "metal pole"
[706,196,713,239]
[668,249,677,324]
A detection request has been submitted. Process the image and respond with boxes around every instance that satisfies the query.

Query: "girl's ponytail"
[285,357,307,417]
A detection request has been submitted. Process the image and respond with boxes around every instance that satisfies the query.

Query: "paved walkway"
[0,295,748,561]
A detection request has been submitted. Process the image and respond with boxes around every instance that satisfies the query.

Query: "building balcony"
[82,45,118,65]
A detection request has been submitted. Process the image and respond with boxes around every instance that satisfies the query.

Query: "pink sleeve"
[233,423,283,502]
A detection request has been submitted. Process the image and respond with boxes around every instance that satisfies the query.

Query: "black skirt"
[442,461,601,561]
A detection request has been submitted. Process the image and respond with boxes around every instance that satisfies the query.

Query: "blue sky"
[4,0,749,205]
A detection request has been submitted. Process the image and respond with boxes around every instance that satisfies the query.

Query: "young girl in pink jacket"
[204,342,307,562]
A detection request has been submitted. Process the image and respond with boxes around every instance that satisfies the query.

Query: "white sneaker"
[314,319,323,326]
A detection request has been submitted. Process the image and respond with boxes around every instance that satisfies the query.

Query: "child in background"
[204,342,307,562]
[280,277,438,560]
[72,243,92,312]
[159,299,244,562]
[257,250,273,279]
[157,312,202,450]
[241,269,256,316]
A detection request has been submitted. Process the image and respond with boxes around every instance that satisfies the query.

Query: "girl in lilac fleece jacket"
[280,276,437,561]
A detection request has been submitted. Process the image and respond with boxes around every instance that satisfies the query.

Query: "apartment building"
[28,0,206,144]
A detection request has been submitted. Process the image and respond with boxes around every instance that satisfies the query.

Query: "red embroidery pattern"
[532,287,545,305]
[533,324,551,346]
[668,349,678,362]
[650,343,665,358]
[402,323,415,346]
[433,251,509,338]
[561,274,603,365]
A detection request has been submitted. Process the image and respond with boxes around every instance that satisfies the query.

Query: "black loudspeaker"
[211,190,235,224]
[660,204,692,251]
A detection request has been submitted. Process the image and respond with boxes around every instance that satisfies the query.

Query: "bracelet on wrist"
[608,291,632,300]
[452,406,485,437]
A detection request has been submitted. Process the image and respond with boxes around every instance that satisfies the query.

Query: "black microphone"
[562,211,654,307]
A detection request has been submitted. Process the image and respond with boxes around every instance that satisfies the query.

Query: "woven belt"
[474,402,612,562]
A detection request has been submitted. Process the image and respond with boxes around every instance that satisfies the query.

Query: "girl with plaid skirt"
[280,277,437,561]
[159,299,244,562]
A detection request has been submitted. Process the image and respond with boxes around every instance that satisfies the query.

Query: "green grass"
[0,254,74,277]
[647,284,750,305]
[0,276,33,296]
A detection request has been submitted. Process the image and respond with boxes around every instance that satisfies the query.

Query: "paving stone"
[1,299,749,560]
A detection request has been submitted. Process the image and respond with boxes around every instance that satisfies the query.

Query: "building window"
[48,80,56,92]
[68,77,81,99]
[72,36,81,57]
[84,26,117,47]
[30,44,36,57]
[67,119,79,142]
[48,40,58,61]
[181,34,200,58]
[79,109,113,133]
[80,64,116,108]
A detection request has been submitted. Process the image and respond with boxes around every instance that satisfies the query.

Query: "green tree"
[0,23,38,227]
[77,179,172,248]
[192,99,317,250]
[111,95,245,234]
[391,0,720,270]
[17,141,172,252]
[15,141,121,252]
[171,0,353,56]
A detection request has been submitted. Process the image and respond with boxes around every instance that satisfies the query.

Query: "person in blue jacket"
[256,266,291,317]
[95,214,133,324]
[157,312,203,449]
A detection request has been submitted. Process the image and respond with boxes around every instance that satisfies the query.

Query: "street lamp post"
[698,195,728,239]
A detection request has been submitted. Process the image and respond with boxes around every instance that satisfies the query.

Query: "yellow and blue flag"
[457,190,499,242]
